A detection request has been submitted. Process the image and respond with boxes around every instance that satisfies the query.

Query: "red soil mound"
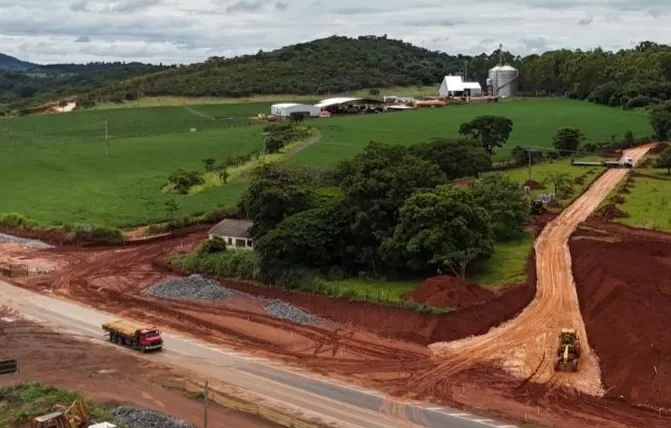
[571,227,671,410]
[648,142,670,155]
[523,179,545,190]
[451,178,471,188]
[405,276,493,308]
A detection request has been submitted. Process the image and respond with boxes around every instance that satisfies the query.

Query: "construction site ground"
[1,145,669,427]
[0,307,279,428]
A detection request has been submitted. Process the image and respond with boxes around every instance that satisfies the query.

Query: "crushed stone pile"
[111,406,192,428]
[142,274,238,301]
[264,299,326,325]
[0,232,53,249]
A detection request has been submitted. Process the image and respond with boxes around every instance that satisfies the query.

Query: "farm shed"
[314,97,384,115]
[208,219,254,249]
[270,103,319,119]
[438,75,482,97]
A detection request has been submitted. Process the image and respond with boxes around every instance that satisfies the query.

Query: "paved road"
[0,280,518,428]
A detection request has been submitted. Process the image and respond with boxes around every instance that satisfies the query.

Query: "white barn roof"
[271,103,301,108]
[315,97,362,108]
[439,76,482,95]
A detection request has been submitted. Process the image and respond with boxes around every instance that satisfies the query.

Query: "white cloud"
[0,0,669,64]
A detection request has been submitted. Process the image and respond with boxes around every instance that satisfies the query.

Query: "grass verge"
[615,169,671,232]
[0,382,121,428]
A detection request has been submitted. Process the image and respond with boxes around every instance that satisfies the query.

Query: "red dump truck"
[102,319,163,353]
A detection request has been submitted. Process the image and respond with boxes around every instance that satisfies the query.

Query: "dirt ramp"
[405,276,493,308]
[571,228,671,410]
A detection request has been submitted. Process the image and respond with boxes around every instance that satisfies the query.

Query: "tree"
[381,185,492,273]
[165,198,178,217]
[469,174,529,242]
[553,128,584,156]
[650,110,671,141]
[335,142,447,271]
[543,171,571,196]
[655,146,671,175]
[441,248,484,280]
[203,158,217,172]
[510,145,543,167]
[409,138,491,180]
[238,162,313,238]
[219,169,230,184]
[167,169,204,194]
[459,116,513,156]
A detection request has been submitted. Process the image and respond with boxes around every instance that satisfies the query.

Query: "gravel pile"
[0,232,52,249]
[112,406,192,428]
[143,274,238,301]
[264,299,326,325]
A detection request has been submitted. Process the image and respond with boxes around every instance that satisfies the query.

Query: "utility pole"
[203,380,209,428]
[105,121,109,157]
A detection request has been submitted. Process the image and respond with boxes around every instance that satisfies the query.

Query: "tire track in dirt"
[407,145,654,398]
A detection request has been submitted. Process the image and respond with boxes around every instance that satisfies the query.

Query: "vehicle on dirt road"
[555,328,580,372]
[102,319,163,352]
[571,156,634,168]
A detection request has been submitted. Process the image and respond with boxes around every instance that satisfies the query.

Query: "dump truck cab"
[138,328,163,349]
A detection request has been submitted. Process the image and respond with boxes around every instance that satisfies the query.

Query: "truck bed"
[102,319,144,337]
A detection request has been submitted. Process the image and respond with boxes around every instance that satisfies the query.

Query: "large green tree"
[650,109,671,141]
[469,175,529,242]
[459,116,514,156]
[553,128,584,156]
[409,138,491,180]
[335,142,448,271]
[237,162,313,238]
[381,185,492,274]
[655,146,671,175]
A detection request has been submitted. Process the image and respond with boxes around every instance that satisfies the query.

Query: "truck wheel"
[109,333,115,342]
[140,346,146,353]
[116,336,123,346]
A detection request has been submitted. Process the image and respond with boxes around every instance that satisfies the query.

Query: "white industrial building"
[270,103,320,118]
[438,75,482,97]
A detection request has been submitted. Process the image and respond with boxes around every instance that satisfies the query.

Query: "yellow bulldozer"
[555,328,580,372]
[30,398,89,428]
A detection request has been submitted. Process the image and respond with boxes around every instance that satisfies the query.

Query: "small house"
[208,219,254,249]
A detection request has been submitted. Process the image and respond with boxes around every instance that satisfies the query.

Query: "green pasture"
[0,98,650,227]
[291,98,651,166]
[617,169,671,232]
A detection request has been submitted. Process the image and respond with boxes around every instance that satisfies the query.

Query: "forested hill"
[88,37,671,110]
[92,35,470,99]
[0,53,37,71]
[0,60,167,111]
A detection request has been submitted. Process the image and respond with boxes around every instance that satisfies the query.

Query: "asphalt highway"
[0,280,518,428]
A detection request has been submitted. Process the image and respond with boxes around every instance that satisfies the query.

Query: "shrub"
[71,225,124,244]
[0,213,39,229]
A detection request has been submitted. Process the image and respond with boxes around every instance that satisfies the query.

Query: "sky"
[0,0,670,65]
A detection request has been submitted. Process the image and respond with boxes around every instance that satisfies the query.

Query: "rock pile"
[111,406,192,428]
[142,274,237,301]
[0,232,53,249]
[264,299,326,325]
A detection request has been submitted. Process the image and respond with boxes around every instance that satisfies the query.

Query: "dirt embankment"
[405,276,493,308]
[571,222,671,411]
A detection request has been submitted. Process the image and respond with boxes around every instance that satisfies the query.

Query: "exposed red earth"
[0,308,278,428]
[1,144,669,427]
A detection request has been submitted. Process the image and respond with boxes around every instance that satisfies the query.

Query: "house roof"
[208,219,254,239]
[441,75,481,92]
[271,103,301,108]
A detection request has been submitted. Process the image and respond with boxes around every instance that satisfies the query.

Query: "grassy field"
[0,98,650,227]
[291,98,651,166]
[91,86,438,110]
[616,168,671,232]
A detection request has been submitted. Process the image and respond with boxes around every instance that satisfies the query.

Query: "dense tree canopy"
[553,128,584,155]
[381,185,492,273]
[238,163,315,238]
[468,175,529,242]
[459,116,513,156]
[656,146,671,174]
[409,138,492,180]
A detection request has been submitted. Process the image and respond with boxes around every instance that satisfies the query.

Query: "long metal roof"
[314,97,363,108]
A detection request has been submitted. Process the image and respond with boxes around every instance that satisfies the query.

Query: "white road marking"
[446,413,469,417]
[426,407,443,411]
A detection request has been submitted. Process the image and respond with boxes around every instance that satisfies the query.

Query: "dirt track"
[421,145,653,397]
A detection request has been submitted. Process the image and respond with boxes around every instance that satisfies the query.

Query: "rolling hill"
[0,53,37,71]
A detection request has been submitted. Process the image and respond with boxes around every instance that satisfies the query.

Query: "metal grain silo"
[488,65,519,98]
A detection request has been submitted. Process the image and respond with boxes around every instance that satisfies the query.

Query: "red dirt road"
[419,145,653,396]
[0,308,278,428]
